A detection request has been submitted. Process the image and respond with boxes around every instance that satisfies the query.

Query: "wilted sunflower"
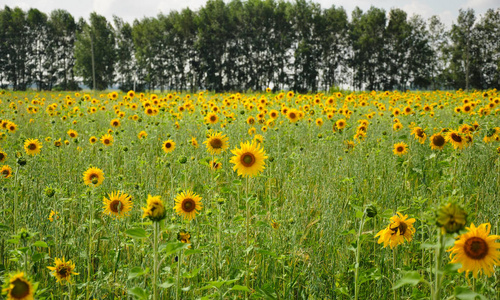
[0,150,6,162]
[47,257,79,284]
[430,133,446,150]
[446,130,465,150]
[67,129,78,139]
[100,134,114,146]
[142,194,166,222]
[102,191,133,219]
[24,139,42,156]
[393,142,408,156]
[174,190,203,221]
[203,132,229,155]
[230,141,268,177]
[448,223,500,278]
[375,212,416,249]
[162,140,176,154]
[82,167,104,187]
[2,272,34,300]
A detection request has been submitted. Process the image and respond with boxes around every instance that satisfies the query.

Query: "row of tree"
[0,0,499,92]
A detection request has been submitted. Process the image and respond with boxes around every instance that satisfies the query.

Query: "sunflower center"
[70,133,75,137]
[104,139,110,144]
[210,138,223,149]
[110,200,123,213]
[289,112,297,119]
[464,106,471,112]
[433,135,445,147]
[416,129,424,138]
[451,133,462,143]
[241,152,256,167]
[181,198,196,212]
[2,170,9,176]
[0,153,4,160]
[464,237,488,260]
[391,222,407,235]
[58,266,69,277]
[10,278,30,298]
[397,146,404,152]
[28,143,37,150]
[210,115,216,122]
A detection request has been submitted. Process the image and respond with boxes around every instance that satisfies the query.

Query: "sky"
[2,0,499,27]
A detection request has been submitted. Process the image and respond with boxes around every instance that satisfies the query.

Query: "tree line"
[0,0,499,92]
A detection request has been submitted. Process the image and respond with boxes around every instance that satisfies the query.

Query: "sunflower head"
[203,132,229,155]
[0,150,7,162]
[375,212,416,249]
[67,129,78,139]
[448,223,500,278]
[24,139,42,156]
[177,230,191,244]
[430,133,446,150]
[162,140,176,154]
[230,141,268,178]
[47,257,79,284]
[393,142,408,156]
[103,191,133,219]
[83,167,104,187]
[2,272,35,300]
[100,134,114,146]
[436,203,467,234]
[1,165,12,179]
[142,195,166,222]
[174,190,203,221]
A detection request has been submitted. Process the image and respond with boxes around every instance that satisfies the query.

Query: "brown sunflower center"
[416,129,424,138]
[181,198,196,212]
[451,133,462,143]
[0,153,4,160]
[391,222,408,235]
[165,142,172,148]
[89,174,98,180]
[58,266,70,277]
[2,169,9,176]
[70,133,76,137]
[433,135,445,147]
[28,143,37,150]
[397,146,404,152]
[104,139,110,144]
[110,200,123,213]
[464,106,471,112]
[464,237,488,260]
[10,278,30,298]
[289,112,297,119]
[210,115,217,122]
[241,152,256,167]
[209,138,223,149]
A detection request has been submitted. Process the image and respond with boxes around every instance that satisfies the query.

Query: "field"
[0,89,499,299]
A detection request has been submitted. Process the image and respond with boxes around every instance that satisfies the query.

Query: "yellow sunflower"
[209,159,222,170]
[0,150,6,162]
[430,133,446,150]
[137,131,147,139]
[102,191,133,219]
[230,141,268,177]
[203,132,229,155]
[205,112,218,124]
[411,127,427,144]
[446,130,465,150]
[82,167,104,187]
[2,272,34,300]
[0,165,12,179]
[286,109,300,123]
[190,136,199,148]
[100,134,114,146]
[448,223,500,278]
[174,190,203,220]
[67,129,78,139]
[54,139,62,147]
[110,118,120,127]
[47,257,79,284]
[162,139,176,154]
[24,139,42,156]
[335,119,346,131]
[375,212,416,249]
[393,142,408,156]
[142,194,166,222]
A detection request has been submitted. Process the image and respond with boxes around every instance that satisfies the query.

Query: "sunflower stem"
[434,230,443,300]
[354,213,366,300]
[245,176,250,299]
[393,248,397,300]
[176,249,182,300]
[86,190,94,300]
[153,221,159,300]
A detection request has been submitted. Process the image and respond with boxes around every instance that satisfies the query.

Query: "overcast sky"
[3,0,498,27]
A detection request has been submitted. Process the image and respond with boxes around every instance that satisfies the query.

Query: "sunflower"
[82,167,104,187]
[335,119,346,131]
[177,230,191,244]
[0,150,6,162]
[209,159,222,170]
[375,212,416,249]
[446,130,465,150]
[47,257,79,284]
[205,112,218,124]
[411,127,427,144]
[24,139,42,156]
[86,136,96,144]
[230,141,268,177]
[67,129,78,139]
[102,191,133,219]
[2,272,34,300]
[48,210,59,222]
[315,118,323,127]
[141,195,166,221]
[436,203,467,234]
[162,139,175,154]
[393,122,403,131]
[190,136,199,148]
[99,134,113,146]
[430,133,446,150]
[110,118,121,127]
[137,131,147,139]
[174,190,203,220]
[1,165,12,178]
[203,132,229,155]
[393,142,408,156]
[448,223,500,278]
[286,109,300,123]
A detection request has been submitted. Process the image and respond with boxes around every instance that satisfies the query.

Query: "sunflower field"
[0,89,499,299]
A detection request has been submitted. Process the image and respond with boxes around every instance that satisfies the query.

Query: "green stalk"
[434,230,443,300]
[86,191,94,299]
[354,213,366,300]
[153,221,159,300]
[176,249,182,300]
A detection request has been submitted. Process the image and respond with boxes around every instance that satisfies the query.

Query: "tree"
[114,16,136,91]
[74,13,116,90]
[449,8,476,90]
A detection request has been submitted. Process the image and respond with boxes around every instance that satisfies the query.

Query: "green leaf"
[128,287,148,300]
[32,241,48,248]
[392,271,422,290]
[159,278,175,289]
[256,248,277,258]
[128,267,149,279]
[230,285,250,292]
[163,242,190,256]
[454,286,487,300]
[125,228,148,239]
[444,262,461,274]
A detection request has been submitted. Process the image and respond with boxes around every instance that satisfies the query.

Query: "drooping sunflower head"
[100,134,114,146]
[174,190,203,221]
[142,194,166,222]
[47,257,79,284]
[436,203,467,234]
[102,191,133,219]
[2,272,34,300]
[230,141,268,178]
[430,133,446,150]
[446,130,465,150]
[374,212,416,249]
[82,167,104,187]
[162,139,176,154]
[23,139,42,156]
[393,142,408,156]
[448,223,500,278]
[203,132,229,155]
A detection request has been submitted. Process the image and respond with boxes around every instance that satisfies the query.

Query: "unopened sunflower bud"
[436,203,467,234]
[365,204,377,218]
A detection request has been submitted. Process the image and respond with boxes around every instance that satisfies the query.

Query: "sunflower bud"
[44,187,55,198]
[17,157,27,166]
[364,204,377,218]
[178,156,188,164]
[436,203,467,234]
